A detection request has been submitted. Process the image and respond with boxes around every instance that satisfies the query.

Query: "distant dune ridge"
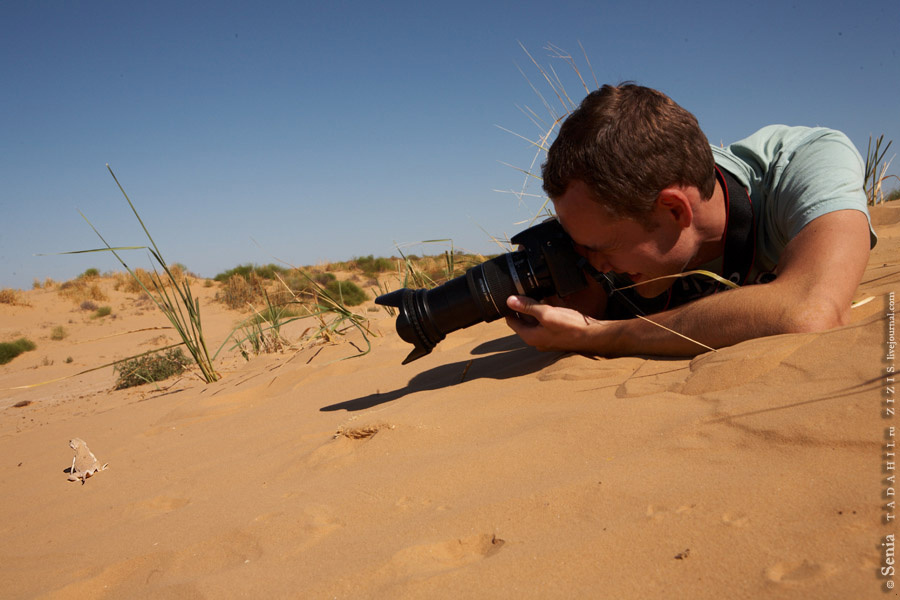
[0,202,898,598]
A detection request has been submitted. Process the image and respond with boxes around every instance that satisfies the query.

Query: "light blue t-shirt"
[711,125,877,278]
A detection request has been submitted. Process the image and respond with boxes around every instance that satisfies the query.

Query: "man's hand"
[505,295,613,353]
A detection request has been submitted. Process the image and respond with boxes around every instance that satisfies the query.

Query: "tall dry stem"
[58,166,220,383]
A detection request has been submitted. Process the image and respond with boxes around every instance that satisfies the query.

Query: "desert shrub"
[278,270,311,294]
[93,306,112,318]
[887,187,900,202]
[0,288,24,305]
[314,271,337,285]
[219,274,253,309]
[353,255,393,278]
[214,264,253,281]
[28,277,57,291]
[122,268,156,294]
[214,263,287,282]
[254,264,288,280]
[59,278,107,304]
[324,260,349,272]
[80,268,100,279]
[217,272,269,310]
[114,348,190,389]
[168,263,186,283]
[80,300,98,311]
[114,266,186,296]
[0,338,37,365]
[111,271,129,290]
[325,280,367,306]
[51,326,67,340]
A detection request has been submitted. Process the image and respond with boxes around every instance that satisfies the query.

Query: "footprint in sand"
[387,533,505,576]
[765,559,838,583]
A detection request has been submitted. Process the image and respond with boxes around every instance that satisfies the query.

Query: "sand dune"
[1,203,898,598]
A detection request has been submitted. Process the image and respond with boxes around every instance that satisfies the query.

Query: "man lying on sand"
[505,83,877,356]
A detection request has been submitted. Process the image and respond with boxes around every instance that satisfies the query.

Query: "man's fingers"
[507,294,538,315]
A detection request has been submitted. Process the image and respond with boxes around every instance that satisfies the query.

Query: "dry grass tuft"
[58,278,108,304]
[217,272,268,310]
[119,268,154,294]
[0,288,29,306]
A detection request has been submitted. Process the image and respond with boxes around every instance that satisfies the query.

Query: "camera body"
[376,219,590,364]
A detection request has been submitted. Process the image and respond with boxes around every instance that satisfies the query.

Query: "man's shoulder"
[711,125,860,188]
[712,124,874,269]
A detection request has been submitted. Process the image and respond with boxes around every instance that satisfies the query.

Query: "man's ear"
[655,187,693,228]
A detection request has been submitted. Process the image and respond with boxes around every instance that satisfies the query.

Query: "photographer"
[505,84,877,356]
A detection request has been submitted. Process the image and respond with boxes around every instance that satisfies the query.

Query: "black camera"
[375,219,591,364]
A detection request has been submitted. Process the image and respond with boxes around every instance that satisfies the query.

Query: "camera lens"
[376,219,586,364]
[376,250,552,364]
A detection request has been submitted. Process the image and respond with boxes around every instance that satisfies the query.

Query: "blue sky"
[2,0,898,289]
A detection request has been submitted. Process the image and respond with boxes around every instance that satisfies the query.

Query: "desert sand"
[1,203,898,599]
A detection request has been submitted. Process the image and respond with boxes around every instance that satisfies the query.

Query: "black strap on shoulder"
[717,165,756,288]
[601,165,757,319]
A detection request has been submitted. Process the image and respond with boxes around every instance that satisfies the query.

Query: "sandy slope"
[1,204,898,599]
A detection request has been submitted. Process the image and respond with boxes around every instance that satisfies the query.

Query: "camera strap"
[603,165,757,318]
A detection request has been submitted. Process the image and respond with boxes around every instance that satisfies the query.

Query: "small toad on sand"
[67,438,108,484]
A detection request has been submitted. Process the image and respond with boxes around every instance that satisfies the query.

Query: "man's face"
[553,180,690,299]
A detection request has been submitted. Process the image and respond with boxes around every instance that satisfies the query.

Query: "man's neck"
[687,178,727,269]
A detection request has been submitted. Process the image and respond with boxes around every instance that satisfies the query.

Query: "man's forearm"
[592,281,820,357]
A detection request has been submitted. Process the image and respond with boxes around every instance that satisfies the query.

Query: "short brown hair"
[542,84,715,220]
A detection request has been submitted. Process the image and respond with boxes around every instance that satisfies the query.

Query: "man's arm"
[505,210,871,356]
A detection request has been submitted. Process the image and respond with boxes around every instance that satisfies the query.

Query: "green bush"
[325,280,367,306]
[114,348,190,389]
[354,255,393,277]
[93,306,112,318]
[887,187,900,202]
[0,338,37,365]
[314,272,336,285]
[51,326,67,340]
[213,263,287,282]
[80,267,100,279]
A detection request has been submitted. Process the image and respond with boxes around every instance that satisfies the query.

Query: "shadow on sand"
[320,335,567,412]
